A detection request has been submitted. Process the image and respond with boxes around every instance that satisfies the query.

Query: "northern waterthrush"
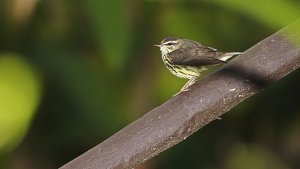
[155,37,242,95]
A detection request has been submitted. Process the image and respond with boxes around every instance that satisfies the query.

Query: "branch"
[60,20,300,169]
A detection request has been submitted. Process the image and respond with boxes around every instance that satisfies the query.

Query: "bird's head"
[154,37,182,55]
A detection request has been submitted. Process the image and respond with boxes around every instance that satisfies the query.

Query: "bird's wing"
[169,44,225,66]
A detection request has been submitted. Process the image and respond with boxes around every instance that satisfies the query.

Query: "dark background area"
[0,0,300,168]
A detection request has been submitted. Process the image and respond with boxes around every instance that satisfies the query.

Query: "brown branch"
[59,20,300,169]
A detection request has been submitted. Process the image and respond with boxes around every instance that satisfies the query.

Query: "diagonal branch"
[60,20,300,169]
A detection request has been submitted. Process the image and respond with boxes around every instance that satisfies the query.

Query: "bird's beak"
[153,44,161,47]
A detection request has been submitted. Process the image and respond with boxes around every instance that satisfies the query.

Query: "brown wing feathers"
[169,43,226,66]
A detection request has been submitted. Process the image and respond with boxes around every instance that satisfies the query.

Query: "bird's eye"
[165,43,173,46]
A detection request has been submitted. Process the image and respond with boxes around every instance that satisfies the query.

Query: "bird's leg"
[181,77,197,92]
[174,77,197,96]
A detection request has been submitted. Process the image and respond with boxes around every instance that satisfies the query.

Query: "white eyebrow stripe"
[163,40,178,44]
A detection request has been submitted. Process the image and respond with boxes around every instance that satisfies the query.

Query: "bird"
[155,37,242,95]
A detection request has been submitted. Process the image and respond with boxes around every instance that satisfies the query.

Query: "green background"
[0,0,300,168]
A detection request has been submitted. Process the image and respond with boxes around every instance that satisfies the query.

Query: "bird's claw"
[173,88,190,96]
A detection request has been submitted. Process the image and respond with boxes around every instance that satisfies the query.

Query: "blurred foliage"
[225,144,290,169]
[0,54,41,153]
[209,0,300,29]
[85,0,132,71]
[0,0,300,169]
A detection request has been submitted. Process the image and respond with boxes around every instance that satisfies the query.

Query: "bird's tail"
[218,52,243,61]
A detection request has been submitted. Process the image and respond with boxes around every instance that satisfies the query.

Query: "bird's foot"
[173,78,197,96]
[173,88,190,96]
